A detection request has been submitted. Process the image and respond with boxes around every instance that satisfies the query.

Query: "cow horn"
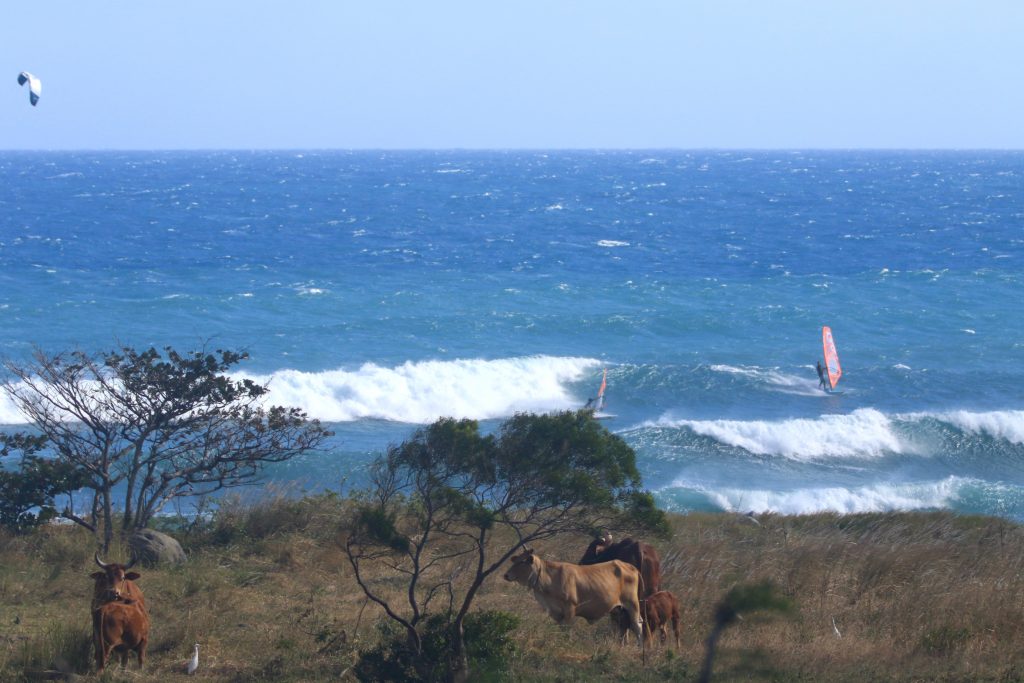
[94,552,109,568]
[124,553,138,570]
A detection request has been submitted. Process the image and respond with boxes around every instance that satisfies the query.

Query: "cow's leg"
[555,604,576,625]
[624,599,643,648]
[614,608,631,646]
[137,636,148,668]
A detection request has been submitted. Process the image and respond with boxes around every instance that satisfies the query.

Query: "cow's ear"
[90,571,104,579]
[125,572,141,580]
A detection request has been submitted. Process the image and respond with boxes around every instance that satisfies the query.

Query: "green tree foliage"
[2,345,332,549]
[343,411,668,683]
[0,433,89,533]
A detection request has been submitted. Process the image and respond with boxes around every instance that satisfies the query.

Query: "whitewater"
[2,150,1024,520]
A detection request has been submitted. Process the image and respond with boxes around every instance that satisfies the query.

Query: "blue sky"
[2,1,1022,149]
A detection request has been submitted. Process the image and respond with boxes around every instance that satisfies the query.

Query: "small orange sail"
[822,326,842,390]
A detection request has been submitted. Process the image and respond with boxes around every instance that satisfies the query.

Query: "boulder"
[128,528,187,567]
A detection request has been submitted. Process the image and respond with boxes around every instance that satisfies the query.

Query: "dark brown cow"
[90,553,149,672]
[503,548,644,646]
[579,532,661,597]
[93,598,149,672]
[640,590,681,649]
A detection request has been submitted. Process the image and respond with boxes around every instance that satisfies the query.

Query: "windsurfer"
[583,397,596,410]
[816,360,829,391]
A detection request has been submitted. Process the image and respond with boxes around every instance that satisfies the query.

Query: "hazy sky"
[2,1,1022,150]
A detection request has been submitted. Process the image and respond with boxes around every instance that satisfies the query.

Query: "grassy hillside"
[1,494,1022,682]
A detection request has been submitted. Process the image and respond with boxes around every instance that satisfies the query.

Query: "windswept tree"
[2,345,332,550]
[343,411,668,683]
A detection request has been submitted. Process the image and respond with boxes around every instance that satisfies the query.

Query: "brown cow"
[580,533,663,639]
[90,553,149,672]
[503,548,644,646]
[639,590,681,649]
[579,532,661,597]
[93,598,149,672]
[90,553,146,611]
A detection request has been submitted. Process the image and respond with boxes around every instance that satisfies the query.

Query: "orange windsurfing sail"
[596,369,607,412]
[822,326,842,390]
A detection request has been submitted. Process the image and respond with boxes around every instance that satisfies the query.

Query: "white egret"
[187,643,199,674]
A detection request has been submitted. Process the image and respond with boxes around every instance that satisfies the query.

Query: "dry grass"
[1,498,1023,682]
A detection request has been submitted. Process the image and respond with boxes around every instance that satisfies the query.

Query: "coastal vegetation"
[1,498,1022,681]
[1,345,331,551]
[343,413,667,681]
[1,351,1022,681]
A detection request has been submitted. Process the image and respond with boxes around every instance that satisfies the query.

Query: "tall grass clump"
[12,620,92,678]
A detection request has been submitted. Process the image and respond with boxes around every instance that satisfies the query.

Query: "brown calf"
[641,590,681,649]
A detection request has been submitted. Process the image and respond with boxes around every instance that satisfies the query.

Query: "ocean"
[2,150,1023,520]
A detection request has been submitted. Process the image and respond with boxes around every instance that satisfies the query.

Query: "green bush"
[354,610,520,683]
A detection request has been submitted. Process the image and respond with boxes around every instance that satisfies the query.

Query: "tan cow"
[503,548,643,645]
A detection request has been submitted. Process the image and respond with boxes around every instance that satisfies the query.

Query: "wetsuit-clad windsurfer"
[816,360,829,392]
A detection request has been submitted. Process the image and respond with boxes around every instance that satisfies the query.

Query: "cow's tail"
[638,544,647,599]
[95,607,109,671]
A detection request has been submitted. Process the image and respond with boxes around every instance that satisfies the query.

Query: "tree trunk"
[101,484,114,554]
[448,619,469,683]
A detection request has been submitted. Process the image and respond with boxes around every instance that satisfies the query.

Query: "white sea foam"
[237,356,601,423]
[655,408,904,459]
[597,240,630,248]
[929,409,1024,445]
[0,393,27,425]
[709,364,821,396]
[684,476,968,515]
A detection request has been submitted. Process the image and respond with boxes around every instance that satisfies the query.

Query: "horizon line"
[2,147,1024,153]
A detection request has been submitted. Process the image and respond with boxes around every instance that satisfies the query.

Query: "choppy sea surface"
[2,150,1024,519]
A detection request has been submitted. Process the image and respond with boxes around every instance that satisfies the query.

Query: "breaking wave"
[659,476,978,515]
[239,355,601,423]
[652,408,905,460]
[649,408,1024,460]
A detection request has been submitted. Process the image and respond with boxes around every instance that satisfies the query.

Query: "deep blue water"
[3,150,1024,519]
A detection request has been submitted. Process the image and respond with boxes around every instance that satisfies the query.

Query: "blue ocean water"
[2,150,1024,519]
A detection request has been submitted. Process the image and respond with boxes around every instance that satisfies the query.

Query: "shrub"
[354,610,520,683]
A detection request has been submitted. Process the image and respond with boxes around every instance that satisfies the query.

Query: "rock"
[128,528,187,567]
